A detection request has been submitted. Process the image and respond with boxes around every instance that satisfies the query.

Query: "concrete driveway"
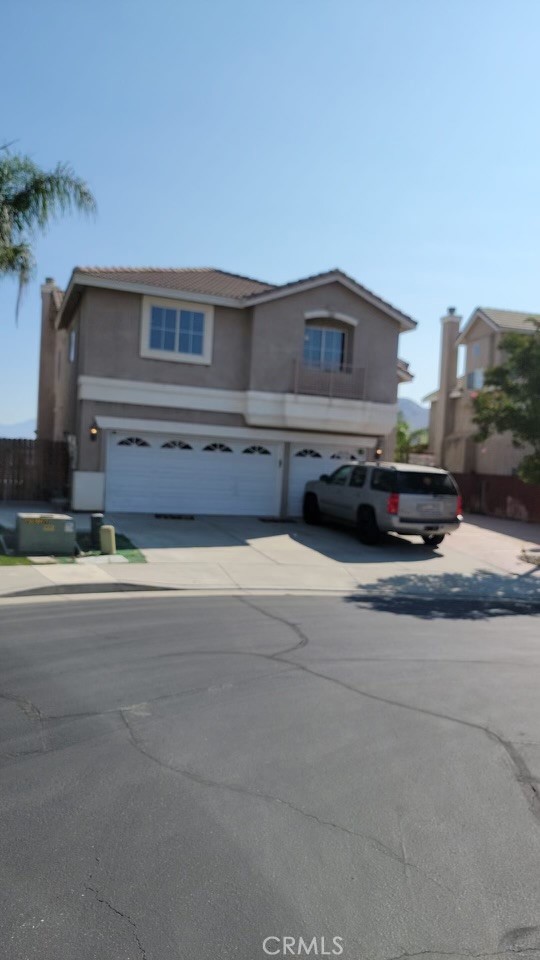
[106,512,540,597]
[1,504,539,599]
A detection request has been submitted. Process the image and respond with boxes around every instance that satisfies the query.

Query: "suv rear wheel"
[303,493,321,525]
[422,534,445,547]
[356,506,380,545]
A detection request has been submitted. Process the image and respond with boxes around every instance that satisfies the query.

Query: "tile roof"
[59,265,416,330]
[75,266,275,299]
[481,307,540,332]
[246,268,416,326]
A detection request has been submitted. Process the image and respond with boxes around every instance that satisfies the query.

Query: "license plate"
[418,503,442,517]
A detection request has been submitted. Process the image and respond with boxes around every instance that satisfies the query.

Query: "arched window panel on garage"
[161,440,193,449]
[117,437,150,447]
[295,449,322,458]
[203,442,233,452]
[242,445,271,455]
[330,450,356,460]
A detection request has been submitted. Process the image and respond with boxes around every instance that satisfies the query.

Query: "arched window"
[118,437,150,447]
[242,445,271,455]
[295,449,322,458]
[330,450,356,460]
[203,442,233,452]
[161,440,192,449]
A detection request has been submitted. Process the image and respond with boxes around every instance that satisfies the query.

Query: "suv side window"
[370,469,396,492]
[350,466,366,488]
[328,465,354,486]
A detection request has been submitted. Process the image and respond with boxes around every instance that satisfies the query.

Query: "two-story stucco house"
[37,267,416,514]
[426,306,539,475]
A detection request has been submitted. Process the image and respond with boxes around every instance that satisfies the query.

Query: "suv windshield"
[396,471,457,495]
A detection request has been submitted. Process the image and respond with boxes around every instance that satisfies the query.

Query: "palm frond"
[0,150,97,319]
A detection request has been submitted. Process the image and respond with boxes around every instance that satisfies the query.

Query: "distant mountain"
[398,399,429,431]
[0,419,36,439]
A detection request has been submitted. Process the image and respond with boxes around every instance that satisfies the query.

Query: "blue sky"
[2,0,540,424]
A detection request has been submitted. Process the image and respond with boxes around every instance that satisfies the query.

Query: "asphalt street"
[2,594,540,960]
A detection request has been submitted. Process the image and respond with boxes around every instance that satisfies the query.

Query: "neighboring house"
[37,267,416,514]
[425,306,539,475]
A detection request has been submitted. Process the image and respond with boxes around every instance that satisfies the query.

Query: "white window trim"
[140,295,214,365]
[304,309,358,328]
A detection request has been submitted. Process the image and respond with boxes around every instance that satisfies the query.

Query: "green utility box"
[16,513,76,556]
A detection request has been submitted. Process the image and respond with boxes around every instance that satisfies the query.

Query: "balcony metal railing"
[292,360,366,400]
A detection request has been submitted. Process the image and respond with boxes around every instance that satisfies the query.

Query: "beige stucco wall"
[60,280,406,474]
[249,283,400,403]
[74,284,403,403]
[79,288,251,391]
[53,309,79,440]
[464,317,496,374]
[474,433,528,475]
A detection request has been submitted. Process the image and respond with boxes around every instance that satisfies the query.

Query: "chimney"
[36,278,60,440]
[433,307,462,467]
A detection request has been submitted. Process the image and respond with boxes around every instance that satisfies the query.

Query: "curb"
[0,581,175,599]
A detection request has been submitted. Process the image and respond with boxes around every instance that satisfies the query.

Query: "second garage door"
[287,443,365,516]
[105,432,283,515]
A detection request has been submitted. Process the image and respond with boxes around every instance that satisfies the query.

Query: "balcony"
[292,360,366,400]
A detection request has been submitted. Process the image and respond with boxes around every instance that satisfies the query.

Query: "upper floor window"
[466,369,484,390]
[69,329,77,363]
[303,327,345,370]
[140,296,213,365]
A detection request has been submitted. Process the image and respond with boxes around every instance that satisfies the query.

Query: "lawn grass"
[0,553,31,565]
[0,525,145,564]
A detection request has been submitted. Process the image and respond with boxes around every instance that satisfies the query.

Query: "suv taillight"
[387,493,399,515]
[456,494,463,518]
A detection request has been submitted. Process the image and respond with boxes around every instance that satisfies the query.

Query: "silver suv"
[303,461,462,547]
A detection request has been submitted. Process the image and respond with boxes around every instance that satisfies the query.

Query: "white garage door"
[105,433,282,515]
[287,443,366,516]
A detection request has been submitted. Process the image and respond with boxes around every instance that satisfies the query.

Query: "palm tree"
[0,147,96,315]
[395,413,428,463]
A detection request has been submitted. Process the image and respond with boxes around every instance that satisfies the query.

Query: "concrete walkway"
[1,505,539,600]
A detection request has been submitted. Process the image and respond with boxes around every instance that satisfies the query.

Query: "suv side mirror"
[319,474,329,482]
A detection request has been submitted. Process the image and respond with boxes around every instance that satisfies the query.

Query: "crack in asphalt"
[119,709,456,896]
[239,596,311,657]
[0,689,44,723]
[3,598,540,900]
[85,885,147,959]
[265,655,540,824]
[0,689,47,751]
[381,950,540,959]
[236,599,540,823]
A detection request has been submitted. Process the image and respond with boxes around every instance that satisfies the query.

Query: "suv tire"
[422,534,445,547]
[303,493,321,525]
[357,506,380,545]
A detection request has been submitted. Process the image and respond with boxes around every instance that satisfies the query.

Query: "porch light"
[89,424,99,442]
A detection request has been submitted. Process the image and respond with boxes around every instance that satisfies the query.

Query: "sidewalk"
[1,510,539,602]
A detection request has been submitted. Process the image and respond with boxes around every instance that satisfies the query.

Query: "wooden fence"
[0,439,69,501]
[453,472,540,524]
